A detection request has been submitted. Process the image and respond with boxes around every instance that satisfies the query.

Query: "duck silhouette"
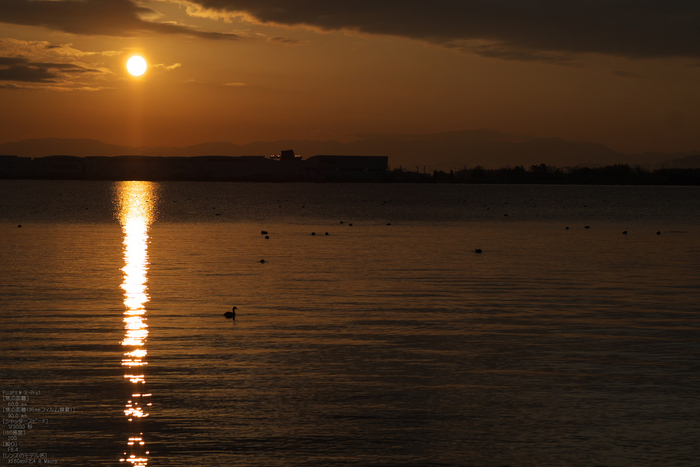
[224,306,237,319]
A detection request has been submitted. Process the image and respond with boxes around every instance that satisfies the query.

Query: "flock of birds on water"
[221,220,668,321]
[11,218,671,325]
[9,195,677,328]
[13,210,669,325]
[9,196,671,320]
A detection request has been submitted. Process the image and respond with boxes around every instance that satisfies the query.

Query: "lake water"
[1,181,699,466]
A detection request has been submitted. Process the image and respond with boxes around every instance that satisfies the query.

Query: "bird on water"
[224,306,237,319]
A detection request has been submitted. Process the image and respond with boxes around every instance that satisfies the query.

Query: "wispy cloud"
[0,39,110,90]
[0,56,99,82]
[267,36,306,46]
[446,41,577,66]
[223,82,246,86]
[166,0,249,23]
[155,62,182,71]
[0,39,104,59]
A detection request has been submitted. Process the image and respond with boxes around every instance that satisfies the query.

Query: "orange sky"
[1,1,700,154]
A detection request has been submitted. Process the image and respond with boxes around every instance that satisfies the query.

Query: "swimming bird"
[475,248,483,253]
[224,306,237,319]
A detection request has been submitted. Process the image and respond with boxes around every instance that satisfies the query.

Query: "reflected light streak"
[121,360,148,367]
[117,181,157,467]
[125,374,146,384]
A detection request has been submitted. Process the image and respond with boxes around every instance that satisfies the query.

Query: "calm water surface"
[1,181,699,466]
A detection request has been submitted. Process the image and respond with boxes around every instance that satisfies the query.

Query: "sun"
[127,56,147,77]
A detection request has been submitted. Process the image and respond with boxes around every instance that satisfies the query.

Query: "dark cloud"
[0,0,239,40]
[454,43,575,65]
[0,56,100,83]
[0,64,57,82]
[0,57,27,66]
[185,0,700,59]
[268,36,304,46]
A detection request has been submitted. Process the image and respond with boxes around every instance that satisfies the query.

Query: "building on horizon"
[0,151,388,182]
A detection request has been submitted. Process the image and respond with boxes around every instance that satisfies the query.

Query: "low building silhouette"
[0,151,388,182]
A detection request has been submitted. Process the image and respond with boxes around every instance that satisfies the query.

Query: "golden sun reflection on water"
[116,181,157,466]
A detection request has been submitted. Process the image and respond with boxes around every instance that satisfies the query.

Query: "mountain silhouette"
[1,131,697,170]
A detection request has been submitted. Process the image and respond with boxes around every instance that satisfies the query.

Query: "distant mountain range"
[1,130,698,170]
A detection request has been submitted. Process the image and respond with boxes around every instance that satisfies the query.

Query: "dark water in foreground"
[1,181,699,466]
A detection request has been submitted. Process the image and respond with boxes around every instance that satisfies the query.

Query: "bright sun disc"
[127,56,147,77]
